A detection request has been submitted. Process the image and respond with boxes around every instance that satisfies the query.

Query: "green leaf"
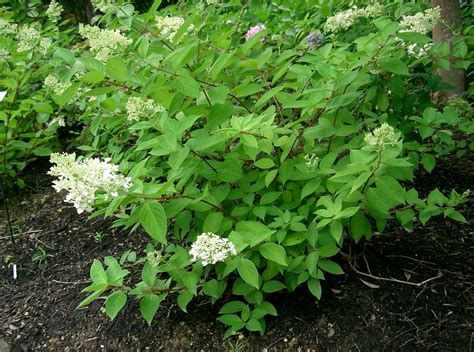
[237,258,260,289]
[245,318,264,332]
[53,47,76,66]
[77,288,107,308]
[307,277,322,299]
[105,291,127,320]
[106,57,128,82]
[33,147,53,157]
[265,169,278,187]
[143,0,162,23]
[33,102,53,114]
[175,75,200,98]
[236,221,274,247]
[140,294,165,325]
[262,280,286,293]
[378,58,410,76]
[304,125,335,140]
[202,279,226,299]
[301,178,321,200]
[375,176,405,205]
[318,245,340,258]
[422,154,436,173]
[254,158,275,169]
[203,212,224,233]
[219,301,246,314]
[177,290,193,312]
[444,208,467,223]
[217,314,242,326]
[140,201,168,244]
[209,52,234,79]
[350,211,372,242]
[318,260,344,275]
[90,259,108,284]
[306,251,319,275]
[259,243,287,266]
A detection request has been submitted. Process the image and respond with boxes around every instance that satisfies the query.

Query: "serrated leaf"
[318,260,344,275]
[177,291,193,312]
[237,258,260,289]
[140,294,165,325]
[140,201,167,244]
[105,291,127,320]
[259,243,287,266]
[307,277,322,299]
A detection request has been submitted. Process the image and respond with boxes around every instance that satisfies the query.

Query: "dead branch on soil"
[348,259,443,287]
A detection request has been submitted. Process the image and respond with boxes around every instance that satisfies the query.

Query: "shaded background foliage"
[12,0,178,23]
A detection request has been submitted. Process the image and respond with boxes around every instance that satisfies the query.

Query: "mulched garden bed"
[0,154,472,351]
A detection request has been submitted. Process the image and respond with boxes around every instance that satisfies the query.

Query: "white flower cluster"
[323,3,383,34]
[126,97,165,122]
[189,233,237,266]
[91,0,116,12]
[304,154,320,167]
[16,26,41,52]
[49,116,66,127]
[155,16,194,40]
[0,19,18,36]
[407,43,432,58]
[78,24,132,62]
[46,0,63,21]
[44,74,70,95]
[48,153,132,214]
[0,49,11,61]
[364,123,399,149]
[40,37,52,54]
[399,6,441,35]
[363,3,384,18]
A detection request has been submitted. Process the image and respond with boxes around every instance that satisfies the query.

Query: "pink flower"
[244,24,266,41]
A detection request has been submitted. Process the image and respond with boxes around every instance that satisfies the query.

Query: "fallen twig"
[52,279,91,285]
[349,259,443,287]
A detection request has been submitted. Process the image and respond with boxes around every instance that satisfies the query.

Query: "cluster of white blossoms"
[48,153,132,214]
[91,0,116,12]
[364,123,399,149]
[126,97,165,122]
[304,154,320,167]
[407,43,432,58]
[39,37,52,54]
[323,3,383,34]
[48,116,66,127]
[16,26,41,52]
[399,6,441,35]
[44,74,70,95]
[0,49,11,61]
[155,16,194,40]
[78,24,132,62]
[0,19,18,36]
[46,0,63,21]
[189,233,237,266]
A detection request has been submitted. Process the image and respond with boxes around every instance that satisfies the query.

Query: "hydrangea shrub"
[4,0,472,337]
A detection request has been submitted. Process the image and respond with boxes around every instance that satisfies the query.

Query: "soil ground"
[0,155,473,352]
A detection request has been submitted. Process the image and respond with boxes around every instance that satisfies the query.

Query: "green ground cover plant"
[1,0,472,338]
